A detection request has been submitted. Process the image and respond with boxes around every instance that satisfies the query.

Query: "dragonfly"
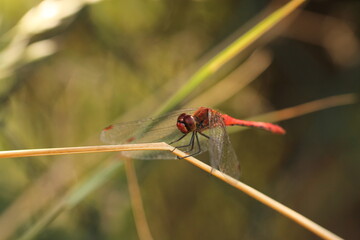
[100,107,285,179]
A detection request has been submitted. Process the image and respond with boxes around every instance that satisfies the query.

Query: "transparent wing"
[100,109,208,159]
[208,111,240,179]
[100,109,190,144]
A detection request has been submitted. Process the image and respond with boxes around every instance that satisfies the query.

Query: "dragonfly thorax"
[176,113,197,134]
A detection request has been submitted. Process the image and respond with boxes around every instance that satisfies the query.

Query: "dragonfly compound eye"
[176,113,196,133]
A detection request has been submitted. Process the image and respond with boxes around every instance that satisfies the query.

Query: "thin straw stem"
[249,93,357,122]
[171,148,343,240]
[0,143,343,240]
[0,143,170,159]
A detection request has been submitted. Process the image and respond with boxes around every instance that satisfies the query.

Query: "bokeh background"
[0,0,359,239]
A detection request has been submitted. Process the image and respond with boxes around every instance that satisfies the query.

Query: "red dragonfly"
[100,107,285,178]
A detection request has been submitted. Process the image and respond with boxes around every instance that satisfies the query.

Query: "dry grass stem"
[0,142,343,240]
[251,93,357,122]
[171,148,343,240]
[0,143,170,159]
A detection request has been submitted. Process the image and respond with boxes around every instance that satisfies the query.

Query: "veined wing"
[100,109,208,159]
[208,111,240,179]
[100,109,193,144]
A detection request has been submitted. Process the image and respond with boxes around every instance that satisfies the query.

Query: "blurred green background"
[0,0,359,239]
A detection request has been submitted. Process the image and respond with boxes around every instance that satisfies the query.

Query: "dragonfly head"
[176,113,196,134]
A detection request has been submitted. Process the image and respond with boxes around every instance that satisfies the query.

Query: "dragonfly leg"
[188,132,197,151]
[171,132,195,157]
[173,132,197,159]
[169,133,187,145]
[170,133,190,153]
[191,131,202,155]
[198,132,210,139]
[174,131,195,150]
[178,132,204,159]
[183,131,208,157]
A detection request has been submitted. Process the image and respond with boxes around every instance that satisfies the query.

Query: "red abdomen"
[222,114,286,135]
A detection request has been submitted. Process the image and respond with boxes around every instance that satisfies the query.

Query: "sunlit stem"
[0,143,343,240]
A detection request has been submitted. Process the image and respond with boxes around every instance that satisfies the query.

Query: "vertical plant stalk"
[124,159,154,240]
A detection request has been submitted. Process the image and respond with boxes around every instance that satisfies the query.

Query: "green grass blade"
[18,160,123,240]
[155,0,306,115]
